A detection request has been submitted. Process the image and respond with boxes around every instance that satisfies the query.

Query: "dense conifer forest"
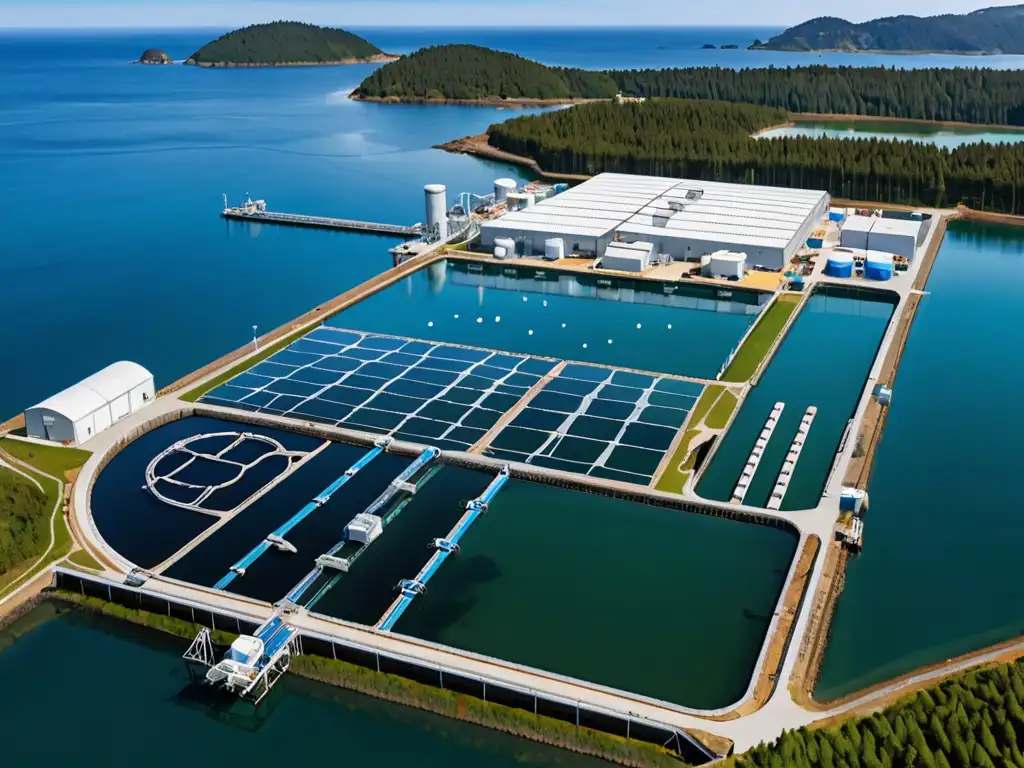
[354,44,1024,125]
[734,661,1024,768]
[187,22,386,66]
[486,100,1024,213]
[0,468,47,575]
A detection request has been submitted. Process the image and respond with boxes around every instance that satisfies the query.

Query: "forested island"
[354,45,1024,126]
[752,4,1024,54]
[733,660,1024,768]
[478,99,1024,214]
[186,21,396,67]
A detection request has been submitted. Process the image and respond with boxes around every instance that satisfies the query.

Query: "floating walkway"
[184,613,300,704]
[767,406,817,511]
[213,440,390,591]
[222,198,422,238]
[731,403,785,505]
[377,466,510,632]
[284,448,442,607]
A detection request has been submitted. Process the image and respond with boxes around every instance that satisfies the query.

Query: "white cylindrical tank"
[424,184,448,242]
[494,178,517,203]
[544,238,564,261]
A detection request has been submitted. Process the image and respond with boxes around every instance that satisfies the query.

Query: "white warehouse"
[25,361,155,445]
[479,173,830,270]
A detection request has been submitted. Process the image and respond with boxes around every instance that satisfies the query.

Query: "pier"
[731,403,785,505]
[767,407,817,511]
[284,447,442,606]
[222,197,423,238]
[213,439,390,590]
[377,466,510,632]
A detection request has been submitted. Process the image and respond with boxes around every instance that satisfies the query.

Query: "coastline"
[3,591,701,768]
[352,93,604,108]
[185,53,399,68]
[433,133,589,181]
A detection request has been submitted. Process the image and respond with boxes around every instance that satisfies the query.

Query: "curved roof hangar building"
[25,361,155,445]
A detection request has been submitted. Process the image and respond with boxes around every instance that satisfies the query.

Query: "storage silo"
[494,178,517,203]
[864,251,894,281]
[424,184,448,242]
[825,251,854,278]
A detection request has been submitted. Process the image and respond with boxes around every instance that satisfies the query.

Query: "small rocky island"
[139,49,172,65]
[185,21,397,67]
[701,44,717,49]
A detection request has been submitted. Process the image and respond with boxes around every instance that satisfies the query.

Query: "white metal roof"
[617,222,789,248]
[842,215,876,233]
[28,361,152,422]
[869,218,922,237]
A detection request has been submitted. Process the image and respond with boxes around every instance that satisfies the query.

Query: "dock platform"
[222,199,423,238]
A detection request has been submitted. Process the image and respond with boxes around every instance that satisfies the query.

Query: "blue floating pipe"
[285,568,322,604]
[213,444,385,591]
[377,466,510,632]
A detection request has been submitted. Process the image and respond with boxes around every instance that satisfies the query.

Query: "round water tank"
[825,252,854,279]
[424,184,448,242]
[494,178,517,203]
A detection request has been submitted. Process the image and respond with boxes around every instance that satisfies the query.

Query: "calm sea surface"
[0,604,607,767]
[758,120,1024,149]
[6,27,1024,749]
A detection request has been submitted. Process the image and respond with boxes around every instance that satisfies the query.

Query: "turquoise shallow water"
[758,120,1024,149]
[0,604,607,767]
[395,480,798,710]
[698,287,895,511]
[817,221,1024,699]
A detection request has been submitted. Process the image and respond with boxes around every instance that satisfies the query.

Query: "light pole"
[252,325,259,351]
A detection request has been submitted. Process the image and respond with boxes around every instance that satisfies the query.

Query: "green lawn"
[705,389,739,430]
[0,438,90,479]
[655,428,701,494]
[721,293,801,383]
[181,325,310,403]
[67,549,103,571]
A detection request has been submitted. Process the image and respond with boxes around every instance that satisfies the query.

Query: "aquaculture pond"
[334,259,765,380]
[697,286,895,510]
[308,466,495,625]
[757,120,1024,149]
[817,221,1024,700]
[0,603,607,767]
[394,480,798,710]
[91,416,322,569]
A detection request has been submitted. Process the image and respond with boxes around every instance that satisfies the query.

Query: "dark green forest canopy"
[0,468,48,575]
[187,21,384,65]
[354,44,1024,125]
[735,660,1024,768]
[486,99,1024,214]
[754,4,1024,54]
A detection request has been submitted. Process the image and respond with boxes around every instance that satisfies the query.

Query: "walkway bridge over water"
[377,465,510,632]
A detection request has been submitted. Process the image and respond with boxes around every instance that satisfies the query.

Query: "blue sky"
[1,0,1019,28]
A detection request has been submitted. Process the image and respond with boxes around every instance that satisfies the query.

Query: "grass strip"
[655,428,701,494]
[721,294,801,383]
[49,591,688,767]
[706,390,739,430]
[66,549,104,571]
[0,438,90,479]
[181,326,311,403]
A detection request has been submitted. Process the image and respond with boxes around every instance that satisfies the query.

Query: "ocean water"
[0,604,608,768]
[816,221,1024,700]
[4,27,1024,419]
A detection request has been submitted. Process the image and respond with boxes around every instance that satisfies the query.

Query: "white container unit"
[708,250,746,279]
[544,238,565,261]
[493,236,516,259]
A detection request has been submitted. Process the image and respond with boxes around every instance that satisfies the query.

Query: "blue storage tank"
[865,251,894,281]
[807,237,824,249]
[829,208,847,223]
[553,183,569,195]
[825,252,854,278]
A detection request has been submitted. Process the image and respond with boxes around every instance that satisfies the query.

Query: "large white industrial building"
[25,361,155,445]
[839,214,923,259]
[479,173,830,270]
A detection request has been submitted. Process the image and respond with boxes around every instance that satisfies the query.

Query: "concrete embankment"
[29,582,715,767]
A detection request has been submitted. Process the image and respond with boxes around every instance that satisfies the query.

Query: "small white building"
[839,215,875,251]
[601,240,653,273]
[25,361,155,445]
[867,218,922,260]
[705,250,746,279]
[345,513,384,544]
